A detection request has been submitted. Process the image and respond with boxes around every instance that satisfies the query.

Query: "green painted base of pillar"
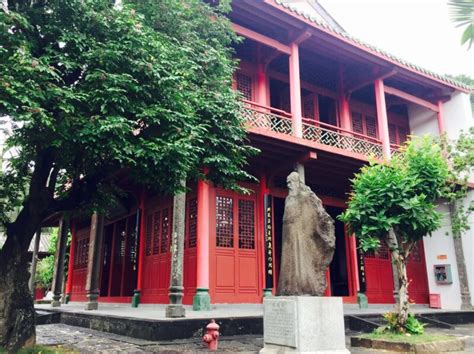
[131,290,140,308]
[357,292,368,309]
[193,288,211,311]
[263,288,273,298]
[64,294,70,304]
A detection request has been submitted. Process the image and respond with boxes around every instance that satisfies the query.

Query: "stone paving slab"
[36,323,474,353]
[35,302,454,322]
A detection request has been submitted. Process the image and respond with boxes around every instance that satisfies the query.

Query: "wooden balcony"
[241,100,384,161]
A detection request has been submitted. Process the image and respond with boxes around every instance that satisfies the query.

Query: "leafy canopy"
[340,136,449,251]
[0,0,256,226]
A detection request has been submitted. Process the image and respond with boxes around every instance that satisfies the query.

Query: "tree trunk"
[386,229,410,331]
[0,244,36,351]
[395,255,409,329]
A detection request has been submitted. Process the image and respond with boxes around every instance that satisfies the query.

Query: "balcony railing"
[241,100,384,160]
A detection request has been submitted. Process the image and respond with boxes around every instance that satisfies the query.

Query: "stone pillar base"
[85,301,98,311]
[193,288,211,311]
[51,295,61,307]
[357,292,368,309]
[166,304,185,318]
[85,292,99,311]
[131,290,140,308]
[263,288,273,298]
[261,296,349,353]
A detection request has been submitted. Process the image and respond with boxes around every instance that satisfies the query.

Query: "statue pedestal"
[260,296,349,353]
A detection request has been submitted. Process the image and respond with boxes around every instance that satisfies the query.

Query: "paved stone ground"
[37,323,474,353]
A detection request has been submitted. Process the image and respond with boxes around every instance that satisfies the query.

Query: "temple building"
[48,0,473,310]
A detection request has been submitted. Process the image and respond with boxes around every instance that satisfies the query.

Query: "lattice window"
[75,238,89,269]
[351,112,364,134]
[366,116,377,138]
[303,97,315,120]
[365,242,389,260]
[410,243,421,262]
[216,195,233,247]
[377,242,390,259]
[238,199,255,249]
[398,126,408,144]
[389,124,397,144]
[152,210,161,255]
[236,73,253,101]
[160,208,170,253]
[187,198,198,248]
[145,214,153,256]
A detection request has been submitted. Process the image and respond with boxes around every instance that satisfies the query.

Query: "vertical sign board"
[356,238,367,293]
[264,194,274,289]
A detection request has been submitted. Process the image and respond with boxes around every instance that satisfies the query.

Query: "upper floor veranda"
[228,0,472,162]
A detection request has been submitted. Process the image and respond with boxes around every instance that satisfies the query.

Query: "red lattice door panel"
[71,227,90,301]
[211,189,261,303]
[407,240,429,304]
[364,242,395,303]
[183,196,198,304]
[141,200,173,303]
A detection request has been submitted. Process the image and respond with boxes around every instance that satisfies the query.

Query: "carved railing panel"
[241,100,385,160]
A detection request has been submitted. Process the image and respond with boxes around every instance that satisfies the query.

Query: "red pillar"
[193,175,211,310]
[374,79,391,159]
[338,65,352,131]
[65,223,76,303]
[437,100,445,135]
[133,189,146,307]
[289,42,302,138]
[257,63,268,106]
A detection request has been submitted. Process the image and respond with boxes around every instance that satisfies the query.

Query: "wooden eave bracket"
[384,85,439,112]
[297,150,318,164]
[231,22,291,55]
[345,67,397,95]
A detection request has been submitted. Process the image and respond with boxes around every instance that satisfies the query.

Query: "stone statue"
[277,172,336,296]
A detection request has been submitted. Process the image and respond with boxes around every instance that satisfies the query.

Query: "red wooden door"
[141,199,172,303]
[211,189,261,303]
[407,240,429,304]
[183,196,197,304]
[71,227,90,301]
[364,242,395,303]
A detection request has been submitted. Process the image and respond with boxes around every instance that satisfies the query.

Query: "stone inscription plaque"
[263,299,297,348]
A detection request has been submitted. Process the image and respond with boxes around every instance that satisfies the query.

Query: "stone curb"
[351,335,466,353]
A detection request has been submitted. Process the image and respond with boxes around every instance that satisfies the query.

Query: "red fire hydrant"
[202,319,220,351]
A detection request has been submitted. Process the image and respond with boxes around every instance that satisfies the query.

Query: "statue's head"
[287,172,302,196]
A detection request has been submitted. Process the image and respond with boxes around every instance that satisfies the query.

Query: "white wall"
[423,203,462,309]
[443,92,473,141]
[407,104,439,137]
[461,190,474,307]
[409,91,473,309]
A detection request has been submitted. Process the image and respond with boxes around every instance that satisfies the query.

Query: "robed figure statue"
[277,172,336,296]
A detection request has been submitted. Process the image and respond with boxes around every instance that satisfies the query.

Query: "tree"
[448,0,474,49]
[0,0,255,350]
[340,137,449,332]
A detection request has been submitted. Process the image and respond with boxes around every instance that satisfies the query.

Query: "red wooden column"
[338,65,352,131]
[193,176,211,310]
[289,42,303,138]
[65,223,76,303]
[374,79,391,159]
[257,63,268,106]
[437,100,445,135]
[133,190,146,307]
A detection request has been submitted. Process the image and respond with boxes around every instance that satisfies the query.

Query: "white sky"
[319,0,474,77]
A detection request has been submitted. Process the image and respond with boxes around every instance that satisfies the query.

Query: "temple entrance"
[272,199,355,300]
[327,206,350,297]
[99,213,139,300]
